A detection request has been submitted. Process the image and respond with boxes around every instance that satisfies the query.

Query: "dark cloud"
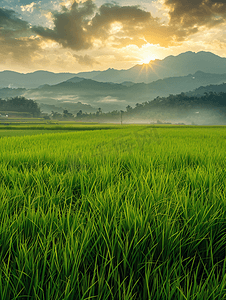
[32,1,178,49]
[73,54,100,66]
[33,0,96,50]
[2,0,226,68]
[90,4,151,32]
[89,3,195,47]
[165,0,226,30]
[89,3,159,45]
[0,8,41,62]
[0,7,30,34]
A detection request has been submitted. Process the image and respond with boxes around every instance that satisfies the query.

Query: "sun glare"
[140,55,157,64]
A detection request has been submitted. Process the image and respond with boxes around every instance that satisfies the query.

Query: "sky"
[1,0,226,73]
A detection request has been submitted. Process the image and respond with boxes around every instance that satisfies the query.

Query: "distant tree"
[120,110,124,125]
[96,107,102,115]
[0,96,41,117]
[110,110,120,115]
[63,109,74,118]
[126,105,132,112]
[135,103,143,108]
[51,111,62,119]
[76,110,83,117]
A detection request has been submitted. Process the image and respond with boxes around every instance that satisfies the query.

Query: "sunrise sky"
[1,0,226,73]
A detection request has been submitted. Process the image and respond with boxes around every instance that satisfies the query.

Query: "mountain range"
[20,71,226,112]
[186,82,226,97]
[1,51,226,113]
[0,71,77,89]
[1,51,226,89]
[74,51,226,84]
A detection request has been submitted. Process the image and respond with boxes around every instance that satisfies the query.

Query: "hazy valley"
[1,51,226,124]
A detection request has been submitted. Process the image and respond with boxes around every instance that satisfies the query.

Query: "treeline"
[0,97,41,117]
[74,92,226,125]
[5,92,225,124]
[141,91,226,109]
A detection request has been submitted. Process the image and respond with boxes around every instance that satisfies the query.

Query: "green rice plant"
[0,126,226,299]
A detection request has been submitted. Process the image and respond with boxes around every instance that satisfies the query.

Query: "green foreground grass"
[0,125,226,299]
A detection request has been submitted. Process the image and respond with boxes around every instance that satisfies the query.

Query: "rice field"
[0,125,226,299]
[0,130,78,138]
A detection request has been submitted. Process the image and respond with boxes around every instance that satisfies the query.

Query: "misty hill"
[38,101,96,114]
[121,81,135,87]
[76,92,226,125]
[22,71,226,112]
[23,77,128,111]
[0,71,76,89]
[74,51,226,83]
[127,92,226,125]
[3,70,226,113]
[60,77,126,91]
[69,70,102,80]
[186,82,226,97]
[0,87,26,98]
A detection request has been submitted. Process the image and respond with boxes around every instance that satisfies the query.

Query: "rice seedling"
[0,125,226,299]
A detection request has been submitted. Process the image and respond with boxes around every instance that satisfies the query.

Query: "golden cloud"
[2,0,226,72]
[73,54,100,66]
[32,1,196,50]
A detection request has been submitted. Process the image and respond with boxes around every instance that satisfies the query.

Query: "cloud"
[33,0,96,50]
[97,96,126,103]
[0,7,30,34]
[164,0,226,30]
[2,0,226,73]
[32,1,184,50]
[0,8,42,63]
[21,2,39,13]
[73,54,100,66]
[89,4,163,46]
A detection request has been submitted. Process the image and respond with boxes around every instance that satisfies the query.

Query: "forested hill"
[0,97,41,117]
[125,92,226,125]
[76,92,226,125]
[141,91,226,108]
[186,82,226,97]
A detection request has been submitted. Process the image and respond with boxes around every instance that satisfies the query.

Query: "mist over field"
[0,52,226,125]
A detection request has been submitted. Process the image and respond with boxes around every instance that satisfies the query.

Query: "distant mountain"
[0,87,26,98]
[0,71,76,89]
[1,51,226,90]
[3,68,226,112]
[24,77,128,111]
[38,101,96,114]
[69,70,102,80]
[121,81,135,87]
[124,91,226,125]
[186,82,226,97]
[66,77,86,84]
[74,51,226,83]
[73,91,226,125]
[22,71,226,112]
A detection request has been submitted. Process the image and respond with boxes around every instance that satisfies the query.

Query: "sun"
[140,55,157,64]
[142,56,152,64]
